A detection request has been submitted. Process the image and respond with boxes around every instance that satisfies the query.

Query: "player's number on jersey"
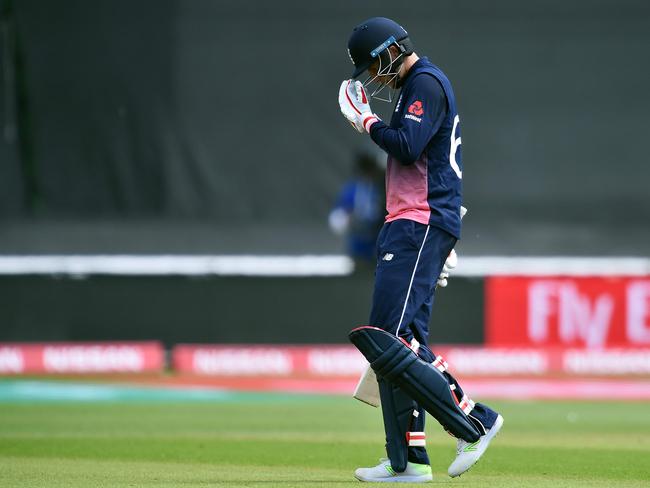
[449,115,462,179]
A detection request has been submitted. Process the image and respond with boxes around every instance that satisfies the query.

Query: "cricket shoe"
[448,414,504,477]
[354,458,432,483]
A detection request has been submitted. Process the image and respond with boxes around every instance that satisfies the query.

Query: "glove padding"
[436,248,457,288]
[338,79,380,133]
[436,206,467,288]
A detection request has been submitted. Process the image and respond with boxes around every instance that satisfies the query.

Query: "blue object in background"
[329,154,385,263]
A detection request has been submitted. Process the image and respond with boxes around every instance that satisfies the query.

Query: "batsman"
[338,17,503,482]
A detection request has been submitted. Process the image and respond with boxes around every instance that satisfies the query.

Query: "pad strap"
[406,431,426,447]
[432,355,448,373]
[459,394,476,415]
[449,384,475,415]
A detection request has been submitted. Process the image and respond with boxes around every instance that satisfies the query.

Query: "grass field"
[1,388,649,487]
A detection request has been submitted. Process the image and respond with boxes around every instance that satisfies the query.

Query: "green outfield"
[1,390,649,487]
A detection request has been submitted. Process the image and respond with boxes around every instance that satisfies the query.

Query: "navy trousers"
[369,219,454,345]
[368,219,498,467]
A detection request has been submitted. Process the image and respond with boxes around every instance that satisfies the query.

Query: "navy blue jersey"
[369,58,463,238]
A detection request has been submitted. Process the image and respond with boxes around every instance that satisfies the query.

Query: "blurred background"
[0,0,649,392]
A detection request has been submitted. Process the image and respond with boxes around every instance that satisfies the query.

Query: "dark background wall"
[1,0,649,254]
[0,1,648,343]
[0,274,484,346]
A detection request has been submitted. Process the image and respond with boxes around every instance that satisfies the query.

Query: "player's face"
[368,61,397,88]
[367,47,401,88]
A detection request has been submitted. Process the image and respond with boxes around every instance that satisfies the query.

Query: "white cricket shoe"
[355,458,433,483]
[448,414,504,477]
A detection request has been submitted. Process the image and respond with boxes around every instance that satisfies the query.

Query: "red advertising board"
[172,344,368,377]
[486,277,650,348]
[0,342,164,374]
[171,344,650,376]
[3,341,648,377]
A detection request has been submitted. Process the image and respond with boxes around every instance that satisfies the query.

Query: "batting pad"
[349,326,481,443]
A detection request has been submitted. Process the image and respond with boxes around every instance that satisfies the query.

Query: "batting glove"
[338,80,380,133]
[437,207,467,288]
[437,248,458,288]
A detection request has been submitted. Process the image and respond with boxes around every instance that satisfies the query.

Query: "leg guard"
[377,378,413,473]
[376,379,430,472]
[349,326,481,442]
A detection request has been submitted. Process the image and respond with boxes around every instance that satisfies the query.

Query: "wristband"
[362,113,379,133]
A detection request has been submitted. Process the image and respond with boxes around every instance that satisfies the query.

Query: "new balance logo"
[382,253,394,261]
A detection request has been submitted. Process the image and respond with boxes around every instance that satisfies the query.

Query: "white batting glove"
[349,80,380,132]
[338,80,363,132]
[437,206,467,288]
[437,248,458,288]
[338,80,380,133]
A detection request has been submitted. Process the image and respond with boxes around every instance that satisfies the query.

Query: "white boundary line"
[456,256,650,277]
[0,255,354,277]
[0,255,648,277]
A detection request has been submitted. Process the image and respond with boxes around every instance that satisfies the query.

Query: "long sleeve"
[369,74,448,165]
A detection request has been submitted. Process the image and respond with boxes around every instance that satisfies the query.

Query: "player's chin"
[381,77,398,89]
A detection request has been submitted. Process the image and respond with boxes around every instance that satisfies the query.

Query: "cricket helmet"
[347,17,414,101]
[347,17,414,79]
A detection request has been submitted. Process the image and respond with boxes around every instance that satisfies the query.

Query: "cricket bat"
[353,364,381,407]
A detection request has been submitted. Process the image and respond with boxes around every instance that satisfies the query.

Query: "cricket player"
[338,17,503,482]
